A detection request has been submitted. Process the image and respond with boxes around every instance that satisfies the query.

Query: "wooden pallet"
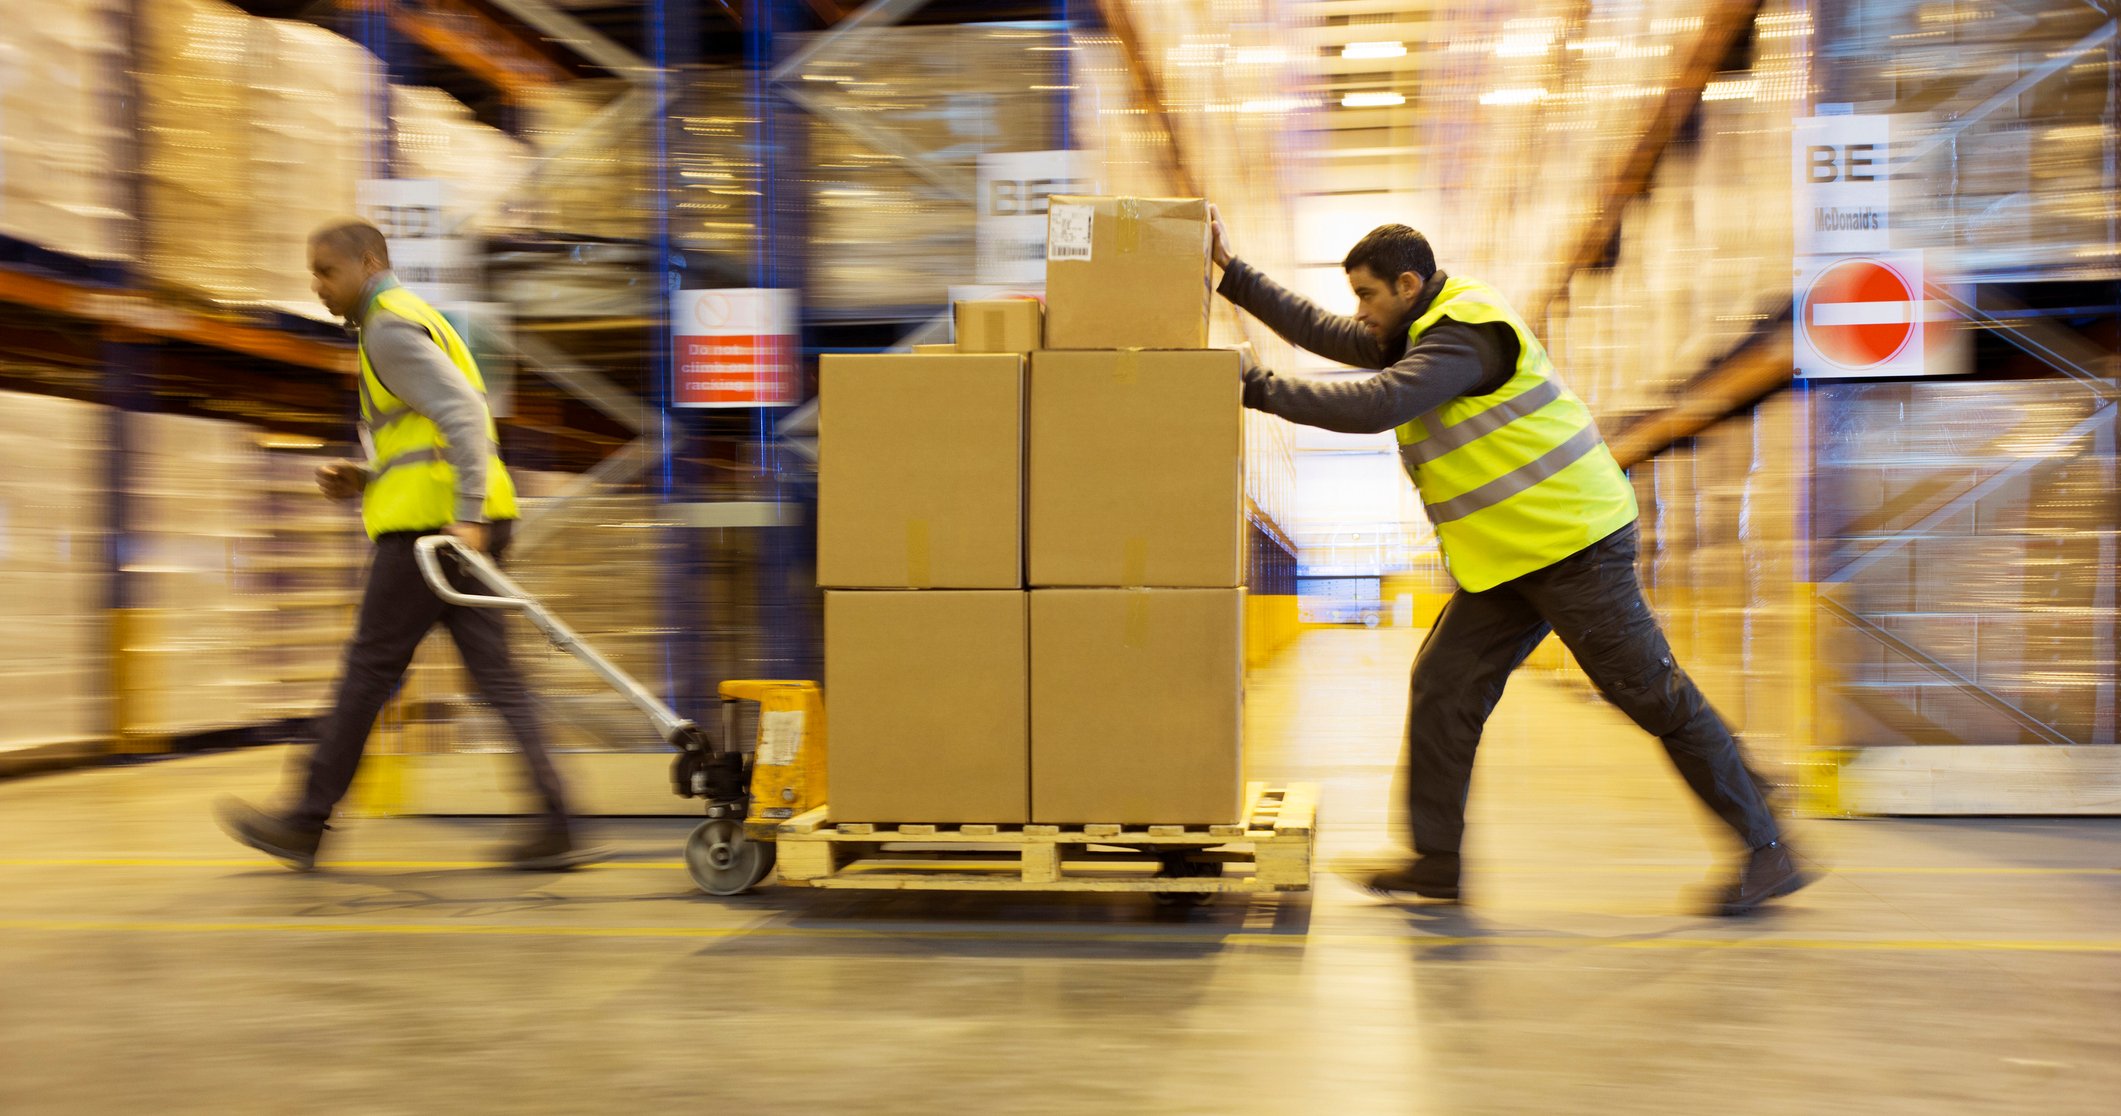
[773,783,1317,894]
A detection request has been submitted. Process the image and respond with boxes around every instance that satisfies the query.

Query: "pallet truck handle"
[411,533,700,748]
[413,533,527,612]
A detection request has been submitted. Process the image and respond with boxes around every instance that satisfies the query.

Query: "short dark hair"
[309,218,392,268]
[1342,224,1435,284]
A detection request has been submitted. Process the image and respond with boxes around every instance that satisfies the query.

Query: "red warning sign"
[672,289,800,408]
[1795,253,1931,379]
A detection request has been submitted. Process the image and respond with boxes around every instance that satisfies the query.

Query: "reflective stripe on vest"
[1391,276,1637,591]
[1401,377,1561,467]
[1421,421,1601,523]
[374,446,443,476]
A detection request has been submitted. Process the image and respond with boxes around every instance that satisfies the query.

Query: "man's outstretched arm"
[1241,319,1506,435]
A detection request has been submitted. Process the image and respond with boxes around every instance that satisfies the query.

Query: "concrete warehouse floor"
[1,626,2116,1115]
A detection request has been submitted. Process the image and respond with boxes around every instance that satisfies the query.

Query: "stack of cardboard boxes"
[819,196,1246,826]
[0,391,108,757]
[0,0,128,262]
[119,412,268,738]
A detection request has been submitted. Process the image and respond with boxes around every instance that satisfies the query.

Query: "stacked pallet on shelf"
[247,18,380,308]
[794,24,1065,309]
[138,0,260,301]
[391,85,529,228]
[0,390,110,762]
[0,0,129,261]
[120,411,268,740]
[1812,381,2118,750]
[1539,0,1805,423]
[516,82,651,244]
[252,445,366,722]
[1853,0,2116,278]
[139,1,541,305]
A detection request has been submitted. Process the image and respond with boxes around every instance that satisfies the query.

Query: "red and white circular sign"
[1800,257,1917,370]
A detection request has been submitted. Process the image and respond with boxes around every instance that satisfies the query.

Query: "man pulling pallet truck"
[216,219,598,872]
[1207,209,1811,915]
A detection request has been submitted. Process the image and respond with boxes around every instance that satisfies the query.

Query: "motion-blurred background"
[0,0,2114,817]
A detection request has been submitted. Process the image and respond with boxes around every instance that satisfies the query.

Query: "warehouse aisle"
[1,627,2116,1115]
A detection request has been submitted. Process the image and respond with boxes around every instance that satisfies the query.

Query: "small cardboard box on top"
[954,298,1044,356]
[1043,196,1212,350]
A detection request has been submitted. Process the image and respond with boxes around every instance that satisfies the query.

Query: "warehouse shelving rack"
[0,1,672,776]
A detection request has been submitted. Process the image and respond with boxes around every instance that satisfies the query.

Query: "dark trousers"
[1405,523,1780,856]
[291,521,569,830]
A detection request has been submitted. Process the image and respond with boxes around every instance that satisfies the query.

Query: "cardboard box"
[1029,350,1243,587]
[953,299,1043,355]
[819,353,1024,589]
[1043,196,1211,350]
[1031,588,1244,825]
[826,590,1028,823]
[911,343,957,354]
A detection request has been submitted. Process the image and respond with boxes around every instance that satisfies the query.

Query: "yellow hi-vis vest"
[357,285,519,539]
[1394,276,1636,591]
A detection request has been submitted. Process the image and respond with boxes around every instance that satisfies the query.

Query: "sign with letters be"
[976,151,1096,285]
[1793,114,1892,255]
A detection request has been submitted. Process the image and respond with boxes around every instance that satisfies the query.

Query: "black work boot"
[498,823,605,871]
[1712,840,1814,916]
[215,796,323,872]
[1357,851,1462,901]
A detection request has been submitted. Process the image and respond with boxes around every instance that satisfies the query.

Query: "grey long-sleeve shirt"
[356,275,492,523]
[1216,259,1518,435]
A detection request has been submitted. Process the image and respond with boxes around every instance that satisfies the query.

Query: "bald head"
[308,219,392,320]
[310,218,391,269]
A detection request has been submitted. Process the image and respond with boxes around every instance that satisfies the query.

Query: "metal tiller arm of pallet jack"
[412,533,695,747]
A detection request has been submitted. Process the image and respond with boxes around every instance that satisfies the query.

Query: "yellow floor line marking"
[2,858,2115,877]
[1828,866,2121,876]
[0,916,2116,953]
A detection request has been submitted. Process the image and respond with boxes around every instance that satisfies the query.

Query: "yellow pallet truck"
[414,535,825,896]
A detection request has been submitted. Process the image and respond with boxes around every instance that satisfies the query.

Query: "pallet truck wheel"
[1154,854,1223,908]
[687,818,775,896]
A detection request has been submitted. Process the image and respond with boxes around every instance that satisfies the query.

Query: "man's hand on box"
[1208,203,1234,269]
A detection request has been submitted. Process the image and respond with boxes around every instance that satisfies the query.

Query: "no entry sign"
[1794,252,1940,379]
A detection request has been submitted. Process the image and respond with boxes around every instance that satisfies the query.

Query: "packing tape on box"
[982,306,1003,345]
[1116,197,1141,254]
[906,520,932,588]
[1124,589,1151,650]
[1113,350,1139,386]
[1123,537,1148,587]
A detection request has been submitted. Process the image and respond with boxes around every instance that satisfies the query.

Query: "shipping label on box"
[818,354,1025,589]
[1029,350,1243,588]
[1046,203,1094,261]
